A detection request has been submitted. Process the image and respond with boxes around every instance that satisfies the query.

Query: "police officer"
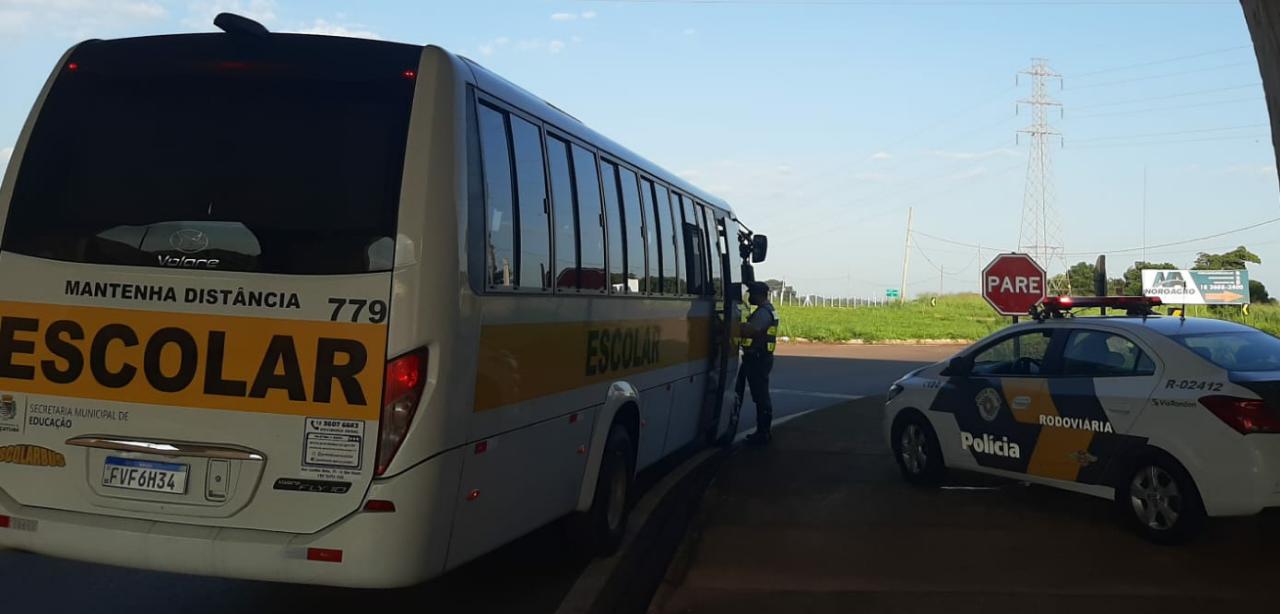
[740,281,779,445]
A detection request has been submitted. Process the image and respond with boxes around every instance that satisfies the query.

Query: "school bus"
[0,14,766,587]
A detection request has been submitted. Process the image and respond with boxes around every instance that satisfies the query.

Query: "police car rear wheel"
[893,415,944,485]
[1118,455,1205,544]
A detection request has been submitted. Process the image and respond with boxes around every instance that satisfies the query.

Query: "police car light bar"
[1038,295,1161,317]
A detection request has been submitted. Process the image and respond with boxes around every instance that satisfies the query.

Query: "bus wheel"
[569,423,634,556]
[717,397,743,447]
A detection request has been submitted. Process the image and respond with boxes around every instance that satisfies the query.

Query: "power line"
[915,230,1014,252]
[1066,61,1255,91]
[1073,83,1262,110]
[1062,216,1280,256]
[1072,122,1269,143]
[1069,133,1270,150]
[583,0,1235,5]
[916,216,1280,257]
[1071,96,1264,119]
[1067,44,1252,78]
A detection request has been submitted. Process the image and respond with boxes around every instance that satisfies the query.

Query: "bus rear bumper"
[0,447,465,588]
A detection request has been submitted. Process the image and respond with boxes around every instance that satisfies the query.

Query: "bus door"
[699,207,739,443]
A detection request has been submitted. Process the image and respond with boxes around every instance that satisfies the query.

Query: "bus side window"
[639,178,661,294]
[476,103,517,289]
[545,135,578,292]
[702,205,724,298]
[600,160,627,294]
[570,144,606,293]
[509,115,550,291]
[669,192,688,295]
[654,184,679,295]
[618,167,646,295]
[694,202,714,296]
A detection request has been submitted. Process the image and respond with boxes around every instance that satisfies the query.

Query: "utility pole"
[899,207,913,305]
[938,264,944,298]
[1016,57,1068,294]
[1142,165,1148,264]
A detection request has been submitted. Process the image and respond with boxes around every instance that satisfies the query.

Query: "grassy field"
[776,293,1280,343]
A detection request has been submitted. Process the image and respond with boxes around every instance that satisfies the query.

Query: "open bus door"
[700,210,766,445]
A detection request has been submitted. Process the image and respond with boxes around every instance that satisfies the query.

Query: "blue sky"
[2,0,1277,298]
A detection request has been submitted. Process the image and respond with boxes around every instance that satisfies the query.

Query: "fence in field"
[772,291,893,308]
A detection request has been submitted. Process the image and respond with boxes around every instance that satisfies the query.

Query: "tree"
[1049,261,1122,296]
[1250,280,1273,304]
[1192,246,1272,304]
[763,278,795,300]
[1121,261,1177,296]
[1192,245,1261,271]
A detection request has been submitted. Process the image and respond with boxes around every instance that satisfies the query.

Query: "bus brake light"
[306,548,344,563]
[376,349,428,476]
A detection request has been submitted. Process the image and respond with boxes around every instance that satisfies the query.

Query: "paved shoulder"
[657,396,1280,614]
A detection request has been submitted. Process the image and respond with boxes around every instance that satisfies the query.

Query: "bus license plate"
[102,457,189,494]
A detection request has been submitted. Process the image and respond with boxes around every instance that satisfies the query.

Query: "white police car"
[884,296,1280,542]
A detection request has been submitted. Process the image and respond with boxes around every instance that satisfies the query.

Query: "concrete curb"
[554,446,725,614]
[780,338,974,345]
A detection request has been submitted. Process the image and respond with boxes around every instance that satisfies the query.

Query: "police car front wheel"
[1116,454,1205,544]
[892,414,945,485]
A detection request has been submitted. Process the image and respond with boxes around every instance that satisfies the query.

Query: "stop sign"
[982,253,1047,316]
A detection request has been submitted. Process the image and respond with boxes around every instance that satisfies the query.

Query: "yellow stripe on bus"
[0,301,387,420]
[474,317,711,412]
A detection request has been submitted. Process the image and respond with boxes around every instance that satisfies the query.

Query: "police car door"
[1033,328,1159,484]
[931,328,1058,475]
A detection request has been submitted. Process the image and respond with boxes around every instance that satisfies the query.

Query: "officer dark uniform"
[741,281,779,445]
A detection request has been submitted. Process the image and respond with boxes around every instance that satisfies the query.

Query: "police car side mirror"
[940,355,971,377]
[751,234,768,264]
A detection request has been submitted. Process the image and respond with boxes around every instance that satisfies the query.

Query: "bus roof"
[452,49,736,216]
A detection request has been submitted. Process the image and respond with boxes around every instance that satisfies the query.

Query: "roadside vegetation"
[776,293,1280,343]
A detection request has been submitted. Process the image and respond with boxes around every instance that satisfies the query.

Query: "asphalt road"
[0,344,943,614]
[657,346,1280,614]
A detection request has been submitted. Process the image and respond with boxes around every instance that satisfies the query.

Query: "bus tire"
[717,398,742,447]
[569,423,634,556]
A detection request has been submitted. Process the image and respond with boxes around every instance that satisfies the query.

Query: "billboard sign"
[1141,269,1250,305]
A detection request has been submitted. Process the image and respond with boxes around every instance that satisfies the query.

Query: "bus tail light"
[363,499,396,513]
[376,349,428,476]
[1200,395,1280,434]
[306,548,344,563]
[0,515,10,529]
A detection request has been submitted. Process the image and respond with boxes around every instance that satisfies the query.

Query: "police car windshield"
[2,34,419,275]
[1172,331,1280,372]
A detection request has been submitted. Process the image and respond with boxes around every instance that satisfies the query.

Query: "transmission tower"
[1016,58,1069,294]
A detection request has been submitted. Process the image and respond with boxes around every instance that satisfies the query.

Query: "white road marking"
[772,389,866,401]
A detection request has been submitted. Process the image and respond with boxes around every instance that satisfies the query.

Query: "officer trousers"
[743,353,774,434]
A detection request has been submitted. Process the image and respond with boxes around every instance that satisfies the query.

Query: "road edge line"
[554,445,725,614]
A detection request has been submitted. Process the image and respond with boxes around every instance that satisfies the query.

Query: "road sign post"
[982,253,1048,319]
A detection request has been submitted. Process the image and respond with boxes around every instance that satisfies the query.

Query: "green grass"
[775,293,1280,343]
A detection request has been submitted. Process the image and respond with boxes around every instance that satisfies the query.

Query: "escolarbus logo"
[0,444,65,467]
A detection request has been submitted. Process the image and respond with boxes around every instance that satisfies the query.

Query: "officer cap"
[746,281,770,296]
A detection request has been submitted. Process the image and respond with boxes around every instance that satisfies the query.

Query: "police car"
[884,296,1280,542]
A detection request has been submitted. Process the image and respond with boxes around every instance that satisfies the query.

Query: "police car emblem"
[975,388,1003,422]
[0,394,16,421]
[1068,450,1098,467]
[169,229,209,254]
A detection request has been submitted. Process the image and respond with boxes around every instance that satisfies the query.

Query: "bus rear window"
[3,34,420,275]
